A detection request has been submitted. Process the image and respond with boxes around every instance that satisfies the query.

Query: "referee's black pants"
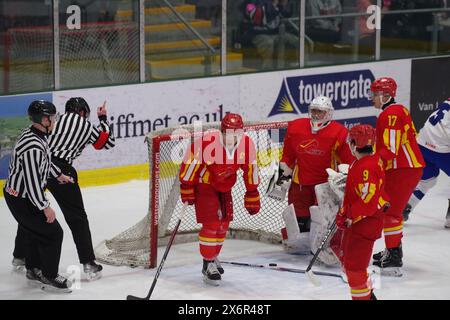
[13,159,96,264]
[4,190,63,279]
[47,159,96,264]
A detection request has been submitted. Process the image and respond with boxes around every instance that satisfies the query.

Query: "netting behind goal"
[95,121,290,268]
[3,22,139,94]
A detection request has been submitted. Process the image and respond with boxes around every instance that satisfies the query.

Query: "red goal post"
[95,120,289,268]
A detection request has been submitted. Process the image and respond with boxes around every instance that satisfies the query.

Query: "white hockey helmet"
[308,96,334,132]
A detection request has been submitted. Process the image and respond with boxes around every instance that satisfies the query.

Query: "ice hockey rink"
[1,174,449,300]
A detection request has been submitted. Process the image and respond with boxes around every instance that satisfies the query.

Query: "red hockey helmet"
[221,113,244,131]
[348,124,376,149]
[370,77,397,98]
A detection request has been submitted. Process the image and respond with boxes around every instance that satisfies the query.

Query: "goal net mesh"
[95,121,289,268]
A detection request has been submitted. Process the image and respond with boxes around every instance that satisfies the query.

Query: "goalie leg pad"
[281,204,311,254]
[308,183,342,266]
[282,232,311,255]
[281,204,300,241]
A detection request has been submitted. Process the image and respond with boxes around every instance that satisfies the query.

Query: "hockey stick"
[126,202,188,300]
[305,219,338,287]
[221,261,342,279]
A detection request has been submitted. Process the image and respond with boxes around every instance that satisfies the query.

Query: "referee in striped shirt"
[13,97,115,280]
[4,100,73,292]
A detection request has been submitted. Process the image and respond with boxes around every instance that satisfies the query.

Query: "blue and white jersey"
[417,99,450,153]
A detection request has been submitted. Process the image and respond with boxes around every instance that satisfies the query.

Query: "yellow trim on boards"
[0,164,149,198]
[76,164,149,188]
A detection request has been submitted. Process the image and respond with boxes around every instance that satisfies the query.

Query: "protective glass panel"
[381,2,450,59]
[0,0,54,94]
[227,0,300,73]
[145,0,221,80]
[59,0,140,89]
[305,0,376,66]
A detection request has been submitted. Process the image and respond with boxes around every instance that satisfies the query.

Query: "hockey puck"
[269,263,278,267]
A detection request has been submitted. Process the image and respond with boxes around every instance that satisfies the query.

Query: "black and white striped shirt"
[5,127,61,210]
[48,113,115,164]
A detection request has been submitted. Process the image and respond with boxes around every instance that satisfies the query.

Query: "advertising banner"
[240,59,411,125]
[52,77,240,170]
[0,93,53,179]
[410,56,450,130]
[0,59,412,174]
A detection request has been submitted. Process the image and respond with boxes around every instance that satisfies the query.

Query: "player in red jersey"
[179,113,260,285]
[369,77,424,276]
[278,95,355,254]
[337,124,389,300]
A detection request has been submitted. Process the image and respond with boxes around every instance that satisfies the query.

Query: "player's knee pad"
[383,214,403,228]
[345,269,370,289]
[199,222,223,260]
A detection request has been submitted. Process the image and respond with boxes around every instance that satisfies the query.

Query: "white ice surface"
[1,175,449,300]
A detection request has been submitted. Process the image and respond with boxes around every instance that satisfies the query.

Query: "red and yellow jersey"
[342,154,388,223]
[376,103,425,171]
[179,130,259,193]
[281,118,355,186]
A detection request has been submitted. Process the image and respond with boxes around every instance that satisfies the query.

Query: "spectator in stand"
[306,0,343,43]
[243,0,299,70]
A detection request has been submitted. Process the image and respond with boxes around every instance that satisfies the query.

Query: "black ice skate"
[373,242,404,262]
[12,257,25,271]
[202,260,221,286]
[39,274,72,293]
[370,291,377,300]
[214,258,224,275]
[403,203,412,222]
[373,245,403,277]
[83,261,103,281]
[26,268,42,287]
[372,248,387,262]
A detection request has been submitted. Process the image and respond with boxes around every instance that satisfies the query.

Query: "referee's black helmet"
[65,97,90,118]
[28,100,57,124]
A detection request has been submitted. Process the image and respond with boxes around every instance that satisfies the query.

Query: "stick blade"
[306,270,321,287]
[126,294,148,300]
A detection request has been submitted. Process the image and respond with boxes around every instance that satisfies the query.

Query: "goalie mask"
[308,96,334,133]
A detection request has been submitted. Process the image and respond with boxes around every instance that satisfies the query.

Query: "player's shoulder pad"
[330,120,348,131]
[289,117,308,126]
[287,118,308,131]
[386,103,409,115]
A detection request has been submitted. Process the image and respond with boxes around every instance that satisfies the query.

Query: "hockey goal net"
[95,121,290,268]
